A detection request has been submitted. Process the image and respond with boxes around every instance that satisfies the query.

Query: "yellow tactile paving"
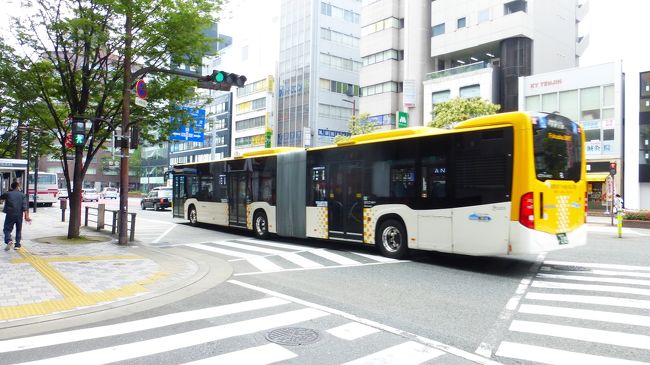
[0,249,168,321]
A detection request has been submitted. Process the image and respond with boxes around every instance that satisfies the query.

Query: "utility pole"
[118,2,132,245]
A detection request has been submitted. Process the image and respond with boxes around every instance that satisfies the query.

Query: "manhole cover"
[265,327,320,346]
[550,265,591,272]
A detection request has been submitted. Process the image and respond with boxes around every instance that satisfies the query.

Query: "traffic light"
[71,118,86,147]
[198,70,247,91]
[609,162,617,175]
[130,125,140,149]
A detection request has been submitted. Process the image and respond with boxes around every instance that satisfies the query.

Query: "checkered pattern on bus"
[246,204,252,230]
[556,195,570,233]
[363,208,375,244]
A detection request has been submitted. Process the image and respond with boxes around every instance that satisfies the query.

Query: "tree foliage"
[334,113,378,143]
[428,97,500,128]
[0,0,221,237]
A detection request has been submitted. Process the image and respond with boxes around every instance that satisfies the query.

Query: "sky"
[1,1,648,69]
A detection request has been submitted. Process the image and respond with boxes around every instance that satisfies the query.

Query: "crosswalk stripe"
[186,243,260,258]
[310,249,361,265]
[518,304,650,327]
[496,341,649,365]
[350,252,401,263]
[15,308,329,365]
[238,239,308,251]
[544,260,650,272]
[525,292,650,309]
[0,297,289,353]
[532,280,650,296]
[510,320,650,350]
[341,341,445,365]
[537,273,650,286]
[543,266,650,279]
[247,257,284,272]
[326,322,380,341]
[215,241,291,255]
[180,343,297,365]
[278,252,324,268]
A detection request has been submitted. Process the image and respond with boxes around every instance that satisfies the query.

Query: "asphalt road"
[6,202,650,364]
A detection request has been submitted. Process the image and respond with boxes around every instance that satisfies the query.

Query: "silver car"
[100,187,119,199]
[82,188,99,202]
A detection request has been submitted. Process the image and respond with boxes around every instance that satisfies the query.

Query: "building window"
[361,82,401,97]
[362,49,403,66]
[525,95,540,111]
[558,90,579,121]
[432,23,445,37]
[432,90,451,118]
[542,93,557,112]
[361,17,403,36]
[457,17,466,29]
[580,87,601,120]
[478,9,490,23]
[504,0,527,15]
[460,84,480,98]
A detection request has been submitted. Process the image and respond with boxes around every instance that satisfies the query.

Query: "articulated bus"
[172,112,586,258]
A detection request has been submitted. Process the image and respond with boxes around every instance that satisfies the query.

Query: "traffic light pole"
[118,7,133,245]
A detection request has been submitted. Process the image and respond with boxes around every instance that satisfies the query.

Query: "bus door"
[328,162,364,241]
[172,174,186,218]
[228,172,249,227]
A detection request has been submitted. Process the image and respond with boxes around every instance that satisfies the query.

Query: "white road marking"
[0,298,289,353]
[186,243,260,258]
[229,280,502,365]
[152,224,177,243]
[544,260,650,272]
[543,266,650,279]
[510,320,650,350]
[496,341,650,365]
[326,322,380,341]
[310,249,361,265]
[350,251,401,263]
[216,241,292,255]
[532,280,650,296]
[247,257,284,272]
[537,273,650,286]
[179,343,297,365]
[518,304,650,327]
[15,308,328,365]
[238,238,308,251]
[526,292,650,309]
[278,252,324,268]
[342,341,445,365]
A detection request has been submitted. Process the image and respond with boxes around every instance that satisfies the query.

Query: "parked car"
[141,187,172,211]
[81,188,99,202]
[100,187,119,199]
[58,188,68,199]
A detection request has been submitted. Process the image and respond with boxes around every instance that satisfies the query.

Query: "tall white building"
[276,0,361,147]
[360,0,588,127]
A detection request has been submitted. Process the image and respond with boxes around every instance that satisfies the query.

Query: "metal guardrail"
[84,204,136,242]
[426,61,489,80]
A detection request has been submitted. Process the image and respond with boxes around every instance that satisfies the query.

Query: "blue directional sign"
[170,107,206,142]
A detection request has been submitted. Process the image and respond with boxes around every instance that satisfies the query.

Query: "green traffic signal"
[73,134,85,146]
[214,71,225,83]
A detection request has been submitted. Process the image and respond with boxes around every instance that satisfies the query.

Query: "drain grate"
[265,327,320,346]
[550,265,591,272]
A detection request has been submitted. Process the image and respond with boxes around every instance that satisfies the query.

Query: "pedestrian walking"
[614,194,624,215]
[1,181,31,251]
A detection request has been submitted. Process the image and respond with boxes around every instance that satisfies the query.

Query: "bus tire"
[188,206,198,226]
[253,211,270,240]
[377,219,408,259]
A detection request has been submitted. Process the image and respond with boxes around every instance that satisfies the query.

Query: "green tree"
[0,0,221,238]
[428,97,500,128]
[334,113,378,143]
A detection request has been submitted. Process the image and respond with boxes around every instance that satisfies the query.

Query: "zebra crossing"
[183,238,404,275]
[0,295,450,365]
[494,259,650,364]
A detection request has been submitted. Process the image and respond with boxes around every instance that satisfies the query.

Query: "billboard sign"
[170,107,206,142]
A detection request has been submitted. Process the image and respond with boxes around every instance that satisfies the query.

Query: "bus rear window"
[532,114,582,182]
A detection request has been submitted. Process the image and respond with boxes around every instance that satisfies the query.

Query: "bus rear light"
[519,192,535,229]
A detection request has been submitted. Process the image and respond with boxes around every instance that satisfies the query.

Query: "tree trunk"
[67,145,84,238]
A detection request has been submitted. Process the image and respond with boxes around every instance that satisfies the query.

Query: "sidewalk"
[0,206,229,326]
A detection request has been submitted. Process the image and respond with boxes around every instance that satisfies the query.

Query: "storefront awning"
[587,173,610,182]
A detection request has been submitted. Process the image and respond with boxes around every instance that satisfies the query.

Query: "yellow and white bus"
[172,112,586,258]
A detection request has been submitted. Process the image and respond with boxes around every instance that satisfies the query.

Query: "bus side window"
[311,167,327,204]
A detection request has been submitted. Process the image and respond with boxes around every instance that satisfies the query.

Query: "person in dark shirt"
[1,181,31,251]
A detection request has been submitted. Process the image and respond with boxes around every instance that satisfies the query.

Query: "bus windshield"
[532,114,582,182]
[28,173,57,185]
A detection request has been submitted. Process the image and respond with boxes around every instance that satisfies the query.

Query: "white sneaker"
[4,241,14,251]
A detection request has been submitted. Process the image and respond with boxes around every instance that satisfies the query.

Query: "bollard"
[617,211,623,238]
[129,213,136,242]
[84,206,89,226]
[97,204,105,230]
[59,198,67,222]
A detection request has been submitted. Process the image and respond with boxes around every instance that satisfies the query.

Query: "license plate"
[557,233,569,245]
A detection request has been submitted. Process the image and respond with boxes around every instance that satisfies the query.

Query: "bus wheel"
[253,211,269,240]
[377,219,408,259]
[189,207,198,226]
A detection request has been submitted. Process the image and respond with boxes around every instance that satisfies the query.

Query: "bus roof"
[454,111,536,130]
[173,147,303,167]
